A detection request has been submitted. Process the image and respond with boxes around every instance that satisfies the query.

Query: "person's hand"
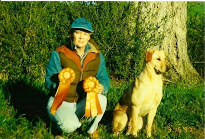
[97,84,104,94]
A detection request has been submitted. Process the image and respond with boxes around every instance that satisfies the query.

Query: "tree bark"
[134,2,201,82]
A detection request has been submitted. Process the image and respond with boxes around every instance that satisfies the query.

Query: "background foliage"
[187,2,204,77]
[0,2,140,82]
[0,2,204,82]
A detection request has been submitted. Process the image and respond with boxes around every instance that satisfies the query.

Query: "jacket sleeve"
[96,53,110,95]
[45,51,62,90]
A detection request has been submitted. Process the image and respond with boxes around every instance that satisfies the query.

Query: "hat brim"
[71,27,94,33]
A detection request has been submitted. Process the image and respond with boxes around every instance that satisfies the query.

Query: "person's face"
[73,30,91,48]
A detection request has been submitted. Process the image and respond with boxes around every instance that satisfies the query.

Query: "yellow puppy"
[112,50,167,137]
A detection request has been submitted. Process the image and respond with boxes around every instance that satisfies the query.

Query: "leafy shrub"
[0,2,144,82]
[0,2,72,82]
[0,2,204,82]
[187,2,204,77]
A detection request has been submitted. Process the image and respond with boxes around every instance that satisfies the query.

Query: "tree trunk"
[134,1,201,82]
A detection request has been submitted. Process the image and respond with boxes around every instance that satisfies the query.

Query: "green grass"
[0,80,204,138]
[0,81,53,139]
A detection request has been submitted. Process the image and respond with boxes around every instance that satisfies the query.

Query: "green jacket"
[45,39,110,102]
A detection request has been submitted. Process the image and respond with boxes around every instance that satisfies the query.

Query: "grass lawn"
[0,79,204,138]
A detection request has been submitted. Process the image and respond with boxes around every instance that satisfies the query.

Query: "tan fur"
[112,50,167,137]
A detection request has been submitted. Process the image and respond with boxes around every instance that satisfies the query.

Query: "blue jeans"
[47,94,107,134]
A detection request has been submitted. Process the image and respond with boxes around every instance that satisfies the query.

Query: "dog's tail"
[112,110,128,134]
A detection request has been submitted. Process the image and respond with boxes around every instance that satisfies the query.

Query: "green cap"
[71,18,94,33]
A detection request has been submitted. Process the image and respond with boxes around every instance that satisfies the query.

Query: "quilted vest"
[56,42,100,102]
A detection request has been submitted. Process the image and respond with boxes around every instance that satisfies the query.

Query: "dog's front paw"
[131,132,138,137]
[126,130,131,135]
[126,126,132,135]
[146,130,151,138]
[126,128,138,137]
[113,132,119,137]
[131,128,139,137]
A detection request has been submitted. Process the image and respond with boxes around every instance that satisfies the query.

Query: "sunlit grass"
[0,80,204,138]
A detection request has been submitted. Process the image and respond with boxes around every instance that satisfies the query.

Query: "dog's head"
[146,50,167,74]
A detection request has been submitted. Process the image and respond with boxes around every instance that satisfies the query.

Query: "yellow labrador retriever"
[112,50,167,137]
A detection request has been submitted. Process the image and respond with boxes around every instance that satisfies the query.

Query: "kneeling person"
[45,18,110,138]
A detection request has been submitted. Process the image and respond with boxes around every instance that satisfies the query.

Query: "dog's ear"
[146,50,154,62]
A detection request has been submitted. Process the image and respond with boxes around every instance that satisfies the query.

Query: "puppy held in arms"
[112,50,167,138]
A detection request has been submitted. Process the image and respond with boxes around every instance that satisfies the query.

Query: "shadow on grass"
[3,79,61,136]
[101,109,114,134]
[2,79,120,136]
